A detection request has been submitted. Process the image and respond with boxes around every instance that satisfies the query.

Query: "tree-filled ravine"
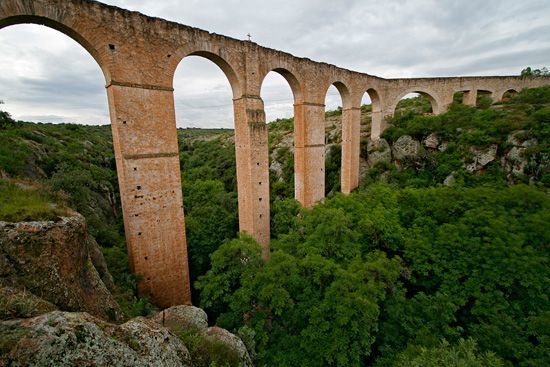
[0,85,549,366]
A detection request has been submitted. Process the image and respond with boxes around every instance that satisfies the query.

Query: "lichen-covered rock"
[367,138,392,167]
[0,214,121,321]
[422,133,439,149]
[504,146,528,175]
[152,305,208,333]
[87,235,115,291]
[0,311,191,367]
[269,159,284,182]
[465,145,498,172]
[201,326,253,367]
[392,135,420,160]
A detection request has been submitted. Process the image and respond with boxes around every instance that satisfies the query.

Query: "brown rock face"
[0,311,192,366]
[0,214,121,320]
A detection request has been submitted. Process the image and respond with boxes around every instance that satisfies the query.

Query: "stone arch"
[170,49,243,100]
[390,88,441,115]
[364,88,382,114]
[0,15,110,81]
[497,88,519,102]
[259,67,303,104]
[323,80,352,109]
[476,89,495,105]
[361,88,384,140]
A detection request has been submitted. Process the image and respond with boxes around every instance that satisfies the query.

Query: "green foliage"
[270,146,294,201]
[200,183,549,366]
[268,117,294,131]
[395,338,504,367]
[520,66,550,77]
[184,180,238,288]
[178,327,241,367]
[0,109,16,129]
[270,198,301,239]
[0,179,68,222]
[325,144,341,195]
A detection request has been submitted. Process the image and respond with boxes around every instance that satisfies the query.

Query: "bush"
[0,179,68,222]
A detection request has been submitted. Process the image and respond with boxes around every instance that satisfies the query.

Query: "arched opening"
[324,82,349,196]
[501,89,518,102]
[476,90,494,108]
[261,70,297,201]
[0,24,135,312]
[453,91,466,104]
[394,92,436,116]
[173,54,239,300]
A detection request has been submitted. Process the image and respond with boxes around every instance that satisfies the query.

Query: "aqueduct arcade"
[1,0,548,306]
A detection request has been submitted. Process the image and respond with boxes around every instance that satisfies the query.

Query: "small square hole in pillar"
[109,44,115,50]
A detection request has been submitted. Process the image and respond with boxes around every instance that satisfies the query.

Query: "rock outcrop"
[0,311,191,366]
[367,138,392,167]
[201,326,254,367]
[422,133,439,149]
[392,135,420,160]
[150,305,254,367]
[0,214,121,321]
[152,305,208,333]
[465,145,498,172]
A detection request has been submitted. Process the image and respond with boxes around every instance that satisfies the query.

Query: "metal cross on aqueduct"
[1,0,548,307]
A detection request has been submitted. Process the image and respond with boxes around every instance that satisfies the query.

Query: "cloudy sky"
[1,0,549,127]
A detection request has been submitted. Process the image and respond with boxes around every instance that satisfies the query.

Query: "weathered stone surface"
[151,305,208,333]
[367,138,392,167]
[269,158,284,182]
[201,326,254,367]
[423,133,440,149]
[0,214,121,321]
[0,311,191,367]
[465,145,498,172]
[505,146,528,175]
[392,135,421,160]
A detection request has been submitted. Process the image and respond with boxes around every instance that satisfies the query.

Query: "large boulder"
[0,214,121,321]
[151,305,208,333]
[465,145,498,172]
[201,326,254,367]
[504,146,528,175]
[422,133,439,149]
[367,138,392,167]
[0,311,191,366]
[392,135,420,160]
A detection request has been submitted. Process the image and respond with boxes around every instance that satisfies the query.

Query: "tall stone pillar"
[341,106,361,194]
[370,108,385,141]
[233,96,270,258]
[463,90,477,106]
[294,102,326,207]
[107,82,191,308]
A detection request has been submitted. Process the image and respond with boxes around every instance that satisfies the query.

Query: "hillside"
[0,86,549,366]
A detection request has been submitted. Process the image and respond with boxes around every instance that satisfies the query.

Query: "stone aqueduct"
[2,0,549,307]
